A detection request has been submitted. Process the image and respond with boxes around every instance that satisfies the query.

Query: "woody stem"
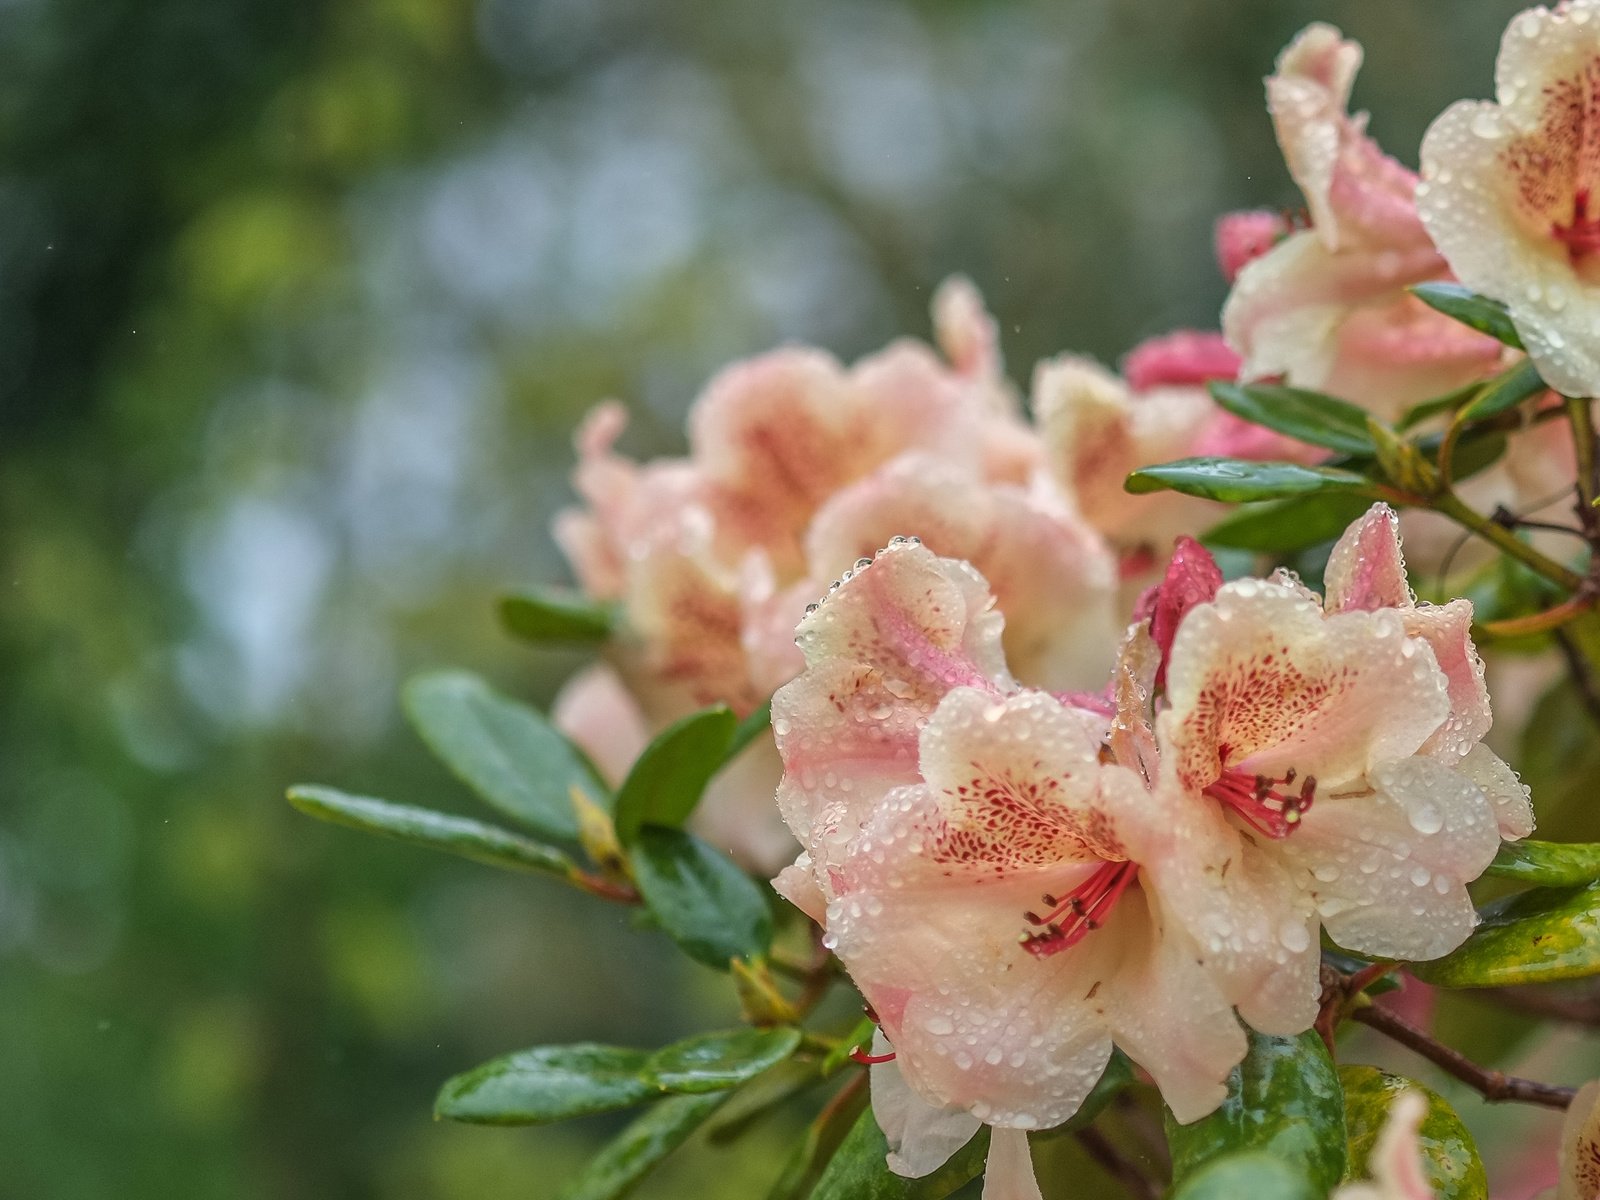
[1350,1002,1577,1109]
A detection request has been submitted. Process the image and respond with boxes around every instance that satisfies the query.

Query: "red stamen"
[1203,766,1316,839]
[1020,860,1139,958]
[1553,189,1600,264]
[850,1047,897,1064]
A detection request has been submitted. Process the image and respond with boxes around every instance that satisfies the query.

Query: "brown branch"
[1350,1002,1577,1110]
[1074,1126,1161,1200]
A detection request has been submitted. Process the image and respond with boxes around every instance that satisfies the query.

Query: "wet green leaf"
[286,785,574,877]
[1125,458,1374,503]
[1170,1152,1319,1200]
[435,1044,652,1125]
[1166,1031,1345,1192]
[630,826,772,969]
[1410,881,1600,987]
[1458,359,1546,423]
[1410,283,1524,350]
[1204,493,1375,552]
[559,1091,731,1200]
[498,587,613,645]
[403,670,605,842]
[614,706,737,844]
[645,1027,801,1094]
[809,1108,989,1200]
[765,1078,870,1200]
[1208,382,1377,456]
[1484,839,1600,887]
[1340,1067,1486,1199]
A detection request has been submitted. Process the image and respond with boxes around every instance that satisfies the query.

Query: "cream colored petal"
[871,1050,984,1179]
[982,1128,1044,1200]
[1456,743,1535,840]
[1557,1077,1600,1200]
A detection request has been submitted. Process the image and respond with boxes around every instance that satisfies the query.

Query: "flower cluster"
[770,507,1532,1193]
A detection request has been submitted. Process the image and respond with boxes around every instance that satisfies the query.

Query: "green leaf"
[809,1108,989,1200]
[1340,1067,1487,1199]
[645,1027,802,1094]
[1208,382,1378,456]
[1444,431,1509,483]
[1125,458,1374,503]
[286,785,575,878]
[614,706,738,845]
[1458,359,1546,423]
[435,1044,652,1125]
[764,1077,870,1200]
[1204,493,1375,552]
[1170,1152,1319,1200]
[402,670,605,842]
[1166,1030,1345,1193]
[559,1091,731,1200]
[1485,839,1600,887]
[630,826,773,969]
[727,700,773,760]
[1410,283,1524,350]
[1409,881,1600,987]
[499,587,613,645]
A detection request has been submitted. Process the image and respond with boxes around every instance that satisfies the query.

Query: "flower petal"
[1282,756,1500,962]
[982,1128,1044,1200]
[1159,581,1451,792]
[551,663,651,789]
[1325,503,1413,613]
[1457,742,1535,840]
[1557,1078,1600,1200]
[871,1049,984,1179]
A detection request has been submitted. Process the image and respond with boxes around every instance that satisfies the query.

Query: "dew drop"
[1279,923,1312,953]
[924,1014,955,1036]
[1408,803,1444,835]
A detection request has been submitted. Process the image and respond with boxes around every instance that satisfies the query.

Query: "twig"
[1074,1126,1161,1200]
[1433,491,1587,592]
[1350,1003,1577,1109]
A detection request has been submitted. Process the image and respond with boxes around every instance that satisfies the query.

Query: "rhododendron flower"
[1418,0,1600,399]
[1034,331,1311,561]
[1224,24,1503,415]
[1130,508,1516,1011]
[1332,1091,1435,1200]
[552,282,1118,866]
[773,541,1275,1192]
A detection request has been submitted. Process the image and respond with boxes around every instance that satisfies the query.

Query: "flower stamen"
[1020,860,1139,958]
[1204,766,1316,839]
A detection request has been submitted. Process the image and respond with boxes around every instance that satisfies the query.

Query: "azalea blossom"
[1129,507,1518,1017]
[552,281,1118,866]
[772,541,1271,1194]
[1332,1091,1435,1200]
[1224,24,1504,416]
[1554,1080,1600,1200]
[1418,0,1600,399]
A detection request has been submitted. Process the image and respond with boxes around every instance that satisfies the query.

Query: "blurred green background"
[0,1,1563,1197]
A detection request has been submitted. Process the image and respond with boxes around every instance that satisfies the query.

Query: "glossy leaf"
[1204,493,1375,552]
[614,706,737,844]
[435,1044,652,1125]
[645,1027,801,1094]
[630,826,772,969]
[1458,359,1546,424]
[287,785,574,878]
[1409,881,1600,987]
[1340,1067,1487,1200]
[809,1108,989,1200]
[1209,381,1377,456]
[1444,430,1508,483]
[1410,283,1524,350]
[559,1091,729,1200]
[1167,1031,1345,1193]
[1125,458,1374,503]
[402,670,605,842]
[499,587,613,645]
[1171,1152,1319,1200]
[1485,839,1600,888]
[765,1078,870,1200]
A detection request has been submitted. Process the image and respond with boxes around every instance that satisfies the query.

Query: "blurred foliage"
[0,0,1585,1197]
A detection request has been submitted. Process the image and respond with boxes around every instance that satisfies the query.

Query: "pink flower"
[1034,332,1312,559]
[1333,1091,1436,1200]
[1126,511,1515,1016]
[1418,0,1600,398]
[772,541,1264,1192]
[1224,24,1504,416]
[1556,1079,1600,1200]
[554,284,1118,867]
